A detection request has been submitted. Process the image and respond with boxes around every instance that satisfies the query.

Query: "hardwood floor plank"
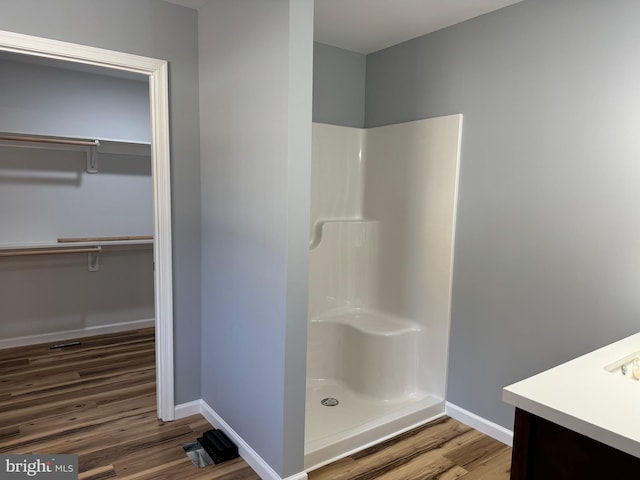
[309,417,511,480]
[78,424,195,471]
[4,407,161,454]
[360,417,471,456]
[444,434,510,470]
[457,447,512,479]
[435,465,469,480]
[0,383,156,430]
[4,371,82,395]
[1,348,154,385]
[18,394,157,436]
[117,456,258,480]
[0,401,100,438]
[0,426,20,442]
[186,416,214,432]
[6,350,155,383]
[311,417,473,480]
[3,368,154,404]
[362,428,490,480]
[78,464,117,480]
[0,357,30,371]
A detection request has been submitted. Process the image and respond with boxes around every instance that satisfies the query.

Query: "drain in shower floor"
[321,397,339,407]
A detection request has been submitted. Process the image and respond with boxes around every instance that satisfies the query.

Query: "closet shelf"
[0,237,152,272]
[0,133,151,174]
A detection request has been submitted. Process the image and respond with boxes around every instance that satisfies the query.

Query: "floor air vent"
[183,428,239,468]
[199,429,239,464]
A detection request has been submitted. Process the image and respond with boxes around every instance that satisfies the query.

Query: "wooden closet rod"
[57,235,153,243]
[0,246,101,257]
[0,134,99,148]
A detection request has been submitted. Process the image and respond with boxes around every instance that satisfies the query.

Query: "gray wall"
[366,0,640,430]
[0,0,202,404]
[0,59,150,142]
[0,246,154,339]
[198,0,312,476]
[313,42,366,128]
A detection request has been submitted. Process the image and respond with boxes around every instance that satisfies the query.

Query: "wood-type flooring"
[0,328,511,479]
[0,328,259,480]
[308,416,512,480]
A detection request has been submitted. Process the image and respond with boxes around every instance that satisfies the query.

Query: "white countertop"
[503,332,640,458]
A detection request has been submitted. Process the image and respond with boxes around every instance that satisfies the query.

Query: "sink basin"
[604,351,640,380]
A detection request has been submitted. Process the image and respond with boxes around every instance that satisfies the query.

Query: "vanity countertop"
[503,332,640,458]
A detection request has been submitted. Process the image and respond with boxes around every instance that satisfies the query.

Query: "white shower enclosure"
[305,115,463,469]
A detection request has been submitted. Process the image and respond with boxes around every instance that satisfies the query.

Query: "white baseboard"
[174,399,307,480]
[445,402,513,446]
[174,399,201,419]
[0,318,155,350]
[174,400,510,477]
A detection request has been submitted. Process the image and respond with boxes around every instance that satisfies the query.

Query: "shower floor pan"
[304,378,444,470]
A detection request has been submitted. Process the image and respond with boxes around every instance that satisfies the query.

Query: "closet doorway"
[0,30,174,421]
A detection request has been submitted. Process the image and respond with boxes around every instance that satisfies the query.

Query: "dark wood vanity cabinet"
[510,408,640,479]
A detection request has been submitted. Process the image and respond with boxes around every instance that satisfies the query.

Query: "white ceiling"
[164,0,525,55]
[314,0,524,54]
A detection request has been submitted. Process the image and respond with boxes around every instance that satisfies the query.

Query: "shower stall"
[304,115,463,469]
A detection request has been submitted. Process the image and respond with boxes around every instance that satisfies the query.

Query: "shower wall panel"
[363,115,462,398]
[310,123,364,245]
[308,221,379,318]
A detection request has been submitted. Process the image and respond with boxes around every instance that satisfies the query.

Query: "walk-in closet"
[0,53,154,349]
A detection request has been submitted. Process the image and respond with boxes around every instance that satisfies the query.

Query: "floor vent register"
[183,428,239,468]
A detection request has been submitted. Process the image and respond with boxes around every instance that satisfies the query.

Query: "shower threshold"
[304,378,444,471]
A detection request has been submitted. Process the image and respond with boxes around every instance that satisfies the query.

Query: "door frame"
[0,30,175,420]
